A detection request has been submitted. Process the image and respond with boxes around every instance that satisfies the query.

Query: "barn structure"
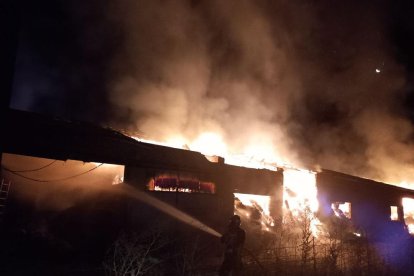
[317,170,414,240]
[2,108,414,238]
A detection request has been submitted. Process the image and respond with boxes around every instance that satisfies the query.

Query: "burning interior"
[403,197,414,234]
[390,205,399,221]
[331,202,352,219]
[147,175,215,193]
[234,192,275,231]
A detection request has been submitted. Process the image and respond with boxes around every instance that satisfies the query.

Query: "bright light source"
[331,202,351,219]
[283,169,319,213]
[190,132,227,157]
[375,68,381,73]
[234,193,271,215]
[390,206,399,221]
[402,197,414,234]
[283,169,323,237]
[234,192,275,231]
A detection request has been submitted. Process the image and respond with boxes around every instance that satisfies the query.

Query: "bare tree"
[300,208,312,261]
[173,235,205,275]
[321,217,348,275]
[103,229,167,276]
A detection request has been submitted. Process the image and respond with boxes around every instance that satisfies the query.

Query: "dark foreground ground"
[1,186,414,275]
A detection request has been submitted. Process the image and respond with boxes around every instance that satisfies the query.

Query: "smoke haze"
[105,0,413,185]
[2,154,124,211]
[10,0,414,186]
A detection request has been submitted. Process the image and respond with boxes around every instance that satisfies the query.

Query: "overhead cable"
[1,163,104,183]
[8,160,58,173]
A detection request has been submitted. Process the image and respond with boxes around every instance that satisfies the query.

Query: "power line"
[1,163,104,183]
[8,160,58,173]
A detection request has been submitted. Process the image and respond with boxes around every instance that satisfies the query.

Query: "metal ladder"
[0,179,11,218]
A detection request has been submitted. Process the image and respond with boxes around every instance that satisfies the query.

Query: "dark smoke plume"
[10,0,414,186]
[106,0,414,185]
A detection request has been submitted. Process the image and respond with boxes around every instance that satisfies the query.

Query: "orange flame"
[283,168,322,236]
[131,135,324,234]
[402,197,414,234]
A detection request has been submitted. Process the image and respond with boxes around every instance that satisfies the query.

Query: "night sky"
[8,0,414,184]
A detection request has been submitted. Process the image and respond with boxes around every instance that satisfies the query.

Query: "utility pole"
[0,1,19,172]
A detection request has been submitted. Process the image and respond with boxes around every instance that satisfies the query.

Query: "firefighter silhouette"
[219,215,245,276]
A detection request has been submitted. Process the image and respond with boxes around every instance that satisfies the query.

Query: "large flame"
[283,168,318,214]
[189,132,228,157]
[234,193,271,216]
[234,192,275,231]
[282,168,322,236]
[402,197,414,234]
[131,134,324,236]
[137,130,414,238]
[132,132,284,170]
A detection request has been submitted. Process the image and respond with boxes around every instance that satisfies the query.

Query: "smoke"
[2,153,221,237]
[10,1,414,186]
[2,154,124,211]
[104,0,414,185]
[108,0,301,165]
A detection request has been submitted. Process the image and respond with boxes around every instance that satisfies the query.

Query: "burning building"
[317,170,414,240]
[3,108,414,239]
[124,146,283,230]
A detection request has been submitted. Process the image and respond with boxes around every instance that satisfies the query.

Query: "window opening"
[402,197,414,234]
[234,193,274,231]
[390,206,399,221]
[148,175,215,194]
[331,202,351,219]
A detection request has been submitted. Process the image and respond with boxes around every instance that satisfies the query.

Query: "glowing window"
[390,206,399,221]
[148,176,215,194]
[331,202,351,219]
[402,197,414,234]
[234,193,274,230]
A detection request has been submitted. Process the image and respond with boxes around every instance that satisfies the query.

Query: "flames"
[133,131,286,170]
[283,168,318,215]
[402,198,414,234]
[234,193,274,231]
[332,202,352,219]
[234,170,322,236]
[132,133,323,236]
[234,193,271,216]
[390,206,399,221]
[189,132,228,157]
[131,133,414,237]
[282,168,322,236]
